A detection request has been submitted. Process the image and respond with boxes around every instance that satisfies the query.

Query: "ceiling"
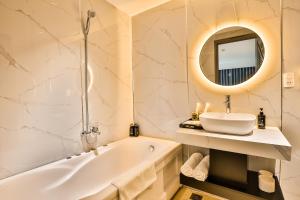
[106,0,171,16]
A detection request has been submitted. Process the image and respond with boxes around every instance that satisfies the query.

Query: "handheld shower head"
[87,10,96,18]
[84,10,96,35]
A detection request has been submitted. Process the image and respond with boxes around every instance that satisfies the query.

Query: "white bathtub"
[0,136,182,200]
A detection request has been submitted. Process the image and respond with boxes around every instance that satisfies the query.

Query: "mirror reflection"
[200,26,265,86]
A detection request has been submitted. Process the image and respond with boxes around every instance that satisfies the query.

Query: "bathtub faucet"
[81,125,101,152]
[224,95,231,114]
[91,126,100,135]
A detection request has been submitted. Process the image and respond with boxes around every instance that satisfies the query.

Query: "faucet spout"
[225,95,231,114]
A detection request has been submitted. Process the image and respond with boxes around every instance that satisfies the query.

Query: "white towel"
[112,163,157,200]
[192,155,209,181]
[180,153,203,177]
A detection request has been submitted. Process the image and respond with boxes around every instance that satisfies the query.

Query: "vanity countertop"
[176,127,291,160]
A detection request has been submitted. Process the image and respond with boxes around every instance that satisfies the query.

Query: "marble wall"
[0,0,132,179]
[187,0,281,127]
[132,0,281,137]
[281,0,300,199]
[132,0,189,140]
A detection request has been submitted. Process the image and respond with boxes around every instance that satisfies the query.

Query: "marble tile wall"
[281,0,300,199]
[132,0,189,140]
[187,0,281,127]
[0,0,132,179]
[132,0,281,137]
[84,0,133,146]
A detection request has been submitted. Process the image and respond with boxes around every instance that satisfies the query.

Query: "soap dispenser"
[258,108,266,129]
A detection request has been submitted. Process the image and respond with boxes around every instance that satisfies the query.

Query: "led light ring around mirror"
[193,24,270,94]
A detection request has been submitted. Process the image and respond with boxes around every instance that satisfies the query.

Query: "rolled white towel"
[192,155,209,181]
[180,153,203,177]
[259,170,273,177]
[259,175,275,193]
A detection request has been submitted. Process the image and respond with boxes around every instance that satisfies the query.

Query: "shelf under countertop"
[175,127,291,160]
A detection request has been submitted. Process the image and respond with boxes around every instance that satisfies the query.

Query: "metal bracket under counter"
[175,127,292,161]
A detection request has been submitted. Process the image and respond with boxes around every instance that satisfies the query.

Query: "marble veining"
[0,0,132,179]
[281,1,300,199]
[0,45,30,73]
[0,1,77,56]
[132,0,189,140]
[187,0,281,128]
[131,0,283,182]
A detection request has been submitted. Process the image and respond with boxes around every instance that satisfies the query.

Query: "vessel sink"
[199,112,256,135]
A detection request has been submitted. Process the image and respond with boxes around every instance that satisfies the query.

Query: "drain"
[148,145,155,152]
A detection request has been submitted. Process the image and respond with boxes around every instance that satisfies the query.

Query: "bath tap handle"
[224,95,231,113]
[91,126,101,135]
[91,126,99,133]
[224,95,231,103]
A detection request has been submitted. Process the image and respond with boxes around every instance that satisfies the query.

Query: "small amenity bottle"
[258,108,266,129]
[129,123,140,137]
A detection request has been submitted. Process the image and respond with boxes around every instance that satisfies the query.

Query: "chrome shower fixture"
[80,9,98,141]
[88,10,96,18]
[83,10,96,36]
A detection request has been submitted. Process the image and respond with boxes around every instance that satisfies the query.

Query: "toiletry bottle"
[191,112,199,121]
[129,123,140,137]
[258,108,266,129]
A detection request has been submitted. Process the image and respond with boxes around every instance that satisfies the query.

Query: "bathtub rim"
[0,136,182,200]
[82,137,182,200]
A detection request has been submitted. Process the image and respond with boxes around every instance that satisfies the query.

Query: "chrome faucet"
[224,95,231,114]
[81,125,101,152]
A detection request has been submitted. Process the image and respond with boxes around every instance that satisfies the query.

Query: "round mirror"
[199,26,265,86]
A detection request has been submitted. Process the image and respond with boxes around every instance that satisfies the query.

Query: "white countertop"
[176,127,291,160]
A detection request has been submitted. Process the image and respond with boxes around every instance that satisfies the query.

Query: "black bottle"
[129,123,140,137]
[258,108,266,129]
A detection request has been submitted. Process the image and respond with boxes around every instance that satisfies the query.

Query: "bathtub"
[0,136,182,200]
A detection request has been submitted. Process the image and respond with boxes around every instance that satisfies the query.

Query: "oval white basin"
[199,112,256,135]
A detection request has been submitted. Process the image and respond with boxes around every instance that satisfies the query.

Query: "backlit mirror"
[199,26,265,86]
